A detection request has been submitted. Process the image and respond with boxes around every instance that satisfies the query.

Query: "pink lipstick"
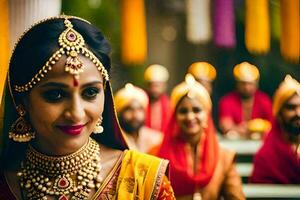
[57,124,85,136]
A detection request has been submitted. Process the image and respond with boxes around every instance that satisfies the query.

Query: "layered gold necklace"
[17,138,103,200]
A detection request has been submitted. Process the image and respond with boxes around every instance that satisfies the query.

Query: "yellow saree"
[92,150,169,200]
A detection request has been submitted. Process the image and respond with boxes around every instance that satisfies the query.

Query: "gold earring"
[9,105,35,142]
[93,116,103,134]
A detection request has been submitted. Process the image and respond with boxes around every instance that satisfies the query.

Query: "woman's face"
[25,55,104,155]
[175,96,207,137]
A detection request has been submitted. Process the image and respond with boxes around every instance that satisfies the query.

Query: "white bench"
[219,138,262,155]
[236,163,253,177]
[243,184,300,199]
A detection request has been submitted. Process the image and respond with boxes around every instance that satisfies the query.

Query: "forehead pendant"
[59,19,85,86]
[13,16,109,93]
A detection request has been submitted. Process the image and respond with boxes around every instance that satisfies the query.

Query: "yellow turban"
[233,62,260,82]
[114,83,149,113]
[170,74,212,111]
[273,75,300,116]
[144,64,169,82]
[188,62,217,81]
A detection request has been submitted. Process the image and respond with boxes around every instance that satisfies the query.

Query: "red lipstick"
[57,124,85,136]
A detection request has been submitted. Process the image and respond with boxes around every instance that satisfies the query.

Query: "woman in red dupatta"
[159,74,245,200]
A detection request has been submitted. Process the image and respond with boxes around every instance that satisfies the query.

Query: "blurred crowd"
[114,61,300,199]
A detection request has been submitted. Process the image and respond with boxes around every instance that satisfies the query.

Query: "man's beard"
[282,117,300,136]
[240,92,252,100]
[119,117,144,134]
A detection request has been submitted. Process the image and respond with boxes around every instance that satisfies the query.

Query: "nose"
[186,111,195,121]
[64,96,85,123]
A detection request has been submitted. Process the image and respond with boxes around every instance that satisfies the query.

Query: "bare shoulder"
[98,144,125,178]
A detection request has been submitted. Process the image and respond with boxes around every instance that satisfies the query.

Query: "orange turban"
[188,62,217,81]
[114,83,149,113]
[144,64,169,82]
[170,74,212,111]
[233,62,260,82]
[273,75,300,116]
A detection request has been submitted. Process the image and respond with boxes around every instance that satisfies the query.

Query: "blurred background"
[1,0,299,100]
[0,0,299,198]
[61,0,300,98]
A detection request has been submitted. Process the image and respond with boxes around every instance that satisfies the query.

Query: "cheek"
[90,93,105,118]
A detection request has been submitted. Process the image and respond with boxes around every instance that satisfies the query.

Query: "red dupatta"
[158,110,219,196]
[250,120,300,184]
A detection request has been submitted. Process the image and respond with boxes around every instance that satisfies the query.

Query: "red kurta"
[145,94,170,132]
[218,90,273,124]
[250,121,300,184]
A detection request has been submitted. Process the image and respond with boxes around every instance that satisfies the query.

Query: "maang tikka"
[13,16,109,93]
[9,105,35,142]
[93,116,104,134]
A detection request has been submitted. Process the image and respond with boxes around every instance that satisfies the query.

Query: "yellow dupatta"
[116,150,169,200]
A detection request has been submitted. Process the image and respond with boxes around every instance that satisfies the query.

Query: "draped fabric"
[280,0,300,63]
[0,0,10,104]
[250,121,300,184]
[213,0,236,48]
[116,150,169,199]
[8,0,61,48]
[270,0,281,40]
[145,94,170,133]
[0,0,10,148]
[121,0,147,65]
[158,110,219,196]
[245,0,270,54]
[186,0,212,44]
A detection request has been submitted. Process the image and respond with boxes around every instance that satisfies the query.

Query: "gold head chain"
[12,15,109,93]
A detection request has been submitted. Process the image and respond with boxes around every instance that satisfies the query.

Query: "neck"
[30,136,89,156]
[183,132,202,149]
[127,130,140,141]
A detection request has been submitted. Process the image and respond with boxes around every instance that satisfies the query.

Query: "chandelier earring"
[93,116,104,134]
[9,105,35,142]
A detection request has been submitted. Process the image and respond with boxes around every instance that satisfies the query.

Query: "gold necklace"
[17,138,103,200]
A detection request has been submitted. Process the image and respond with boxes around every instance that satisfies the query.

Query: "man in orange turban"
[251,75,300,183]
[144,64,170,132]
[115,83,163,153]
[218,62,273,139]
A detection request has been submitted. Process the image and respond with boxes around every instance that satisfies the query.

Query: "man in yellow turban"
[218,62,273,139]
[115,83,163,153]
[187,62,217,96]
[251,75,300,184]
[144,64,170,132]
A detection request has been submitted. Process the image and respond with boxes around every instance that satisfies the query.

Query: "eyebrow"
[39,81,103,88]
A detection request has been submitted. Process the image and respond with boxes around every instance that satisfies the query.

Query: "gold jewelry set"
[17,138,103,200]
[8,15,106,142]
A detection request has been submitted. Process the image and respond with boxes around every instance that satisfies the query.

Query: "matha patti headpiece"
[13,16,109,93]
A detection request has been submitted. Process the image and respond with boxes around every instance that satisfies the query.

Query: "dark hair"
[9,18,111,95]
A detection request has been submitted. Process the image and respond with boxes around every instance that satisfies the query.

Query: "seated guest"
[250,75,300,184]
[115,83,163,153]
[218,62,273,139]
[144,64,170,132]
[159,74,245,200]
